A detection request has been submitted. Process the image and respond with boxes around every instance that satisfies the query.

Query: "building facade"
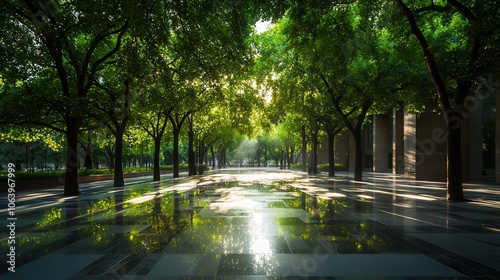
[318,75,499,183]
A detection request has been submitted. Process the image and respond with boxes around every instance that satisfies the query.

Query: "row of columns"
[320,74,499,183]
[370,79,500,183]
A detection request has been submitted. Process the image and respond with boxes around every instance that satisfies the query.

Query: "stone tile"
[2,170,500,279]
[1,254,103,279]
[147,254,204,276]
[343,254,466,277]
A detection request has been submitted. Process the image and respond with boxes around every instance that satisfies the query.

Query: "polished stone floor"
[1,168,500,279]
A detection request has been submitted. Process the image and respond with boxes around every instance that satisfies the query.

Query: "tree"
[1,0,156,195]
[90,33,163,186]
[169,107,192,178]
[304,90,344,177]
[90,42,137,187]
[275,116,302,169]
[137,87,175,181]
[391,0,500,201]
[204,103,251,169]
[79,131,95,170]
[280,1,414,181]
[253,16,312,172]
[191,105,225,169]
[156,0,260,177]
[0,125,64,171]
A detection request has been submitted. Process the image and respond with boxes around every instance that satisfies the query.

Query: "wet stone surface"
[1,169,500,279]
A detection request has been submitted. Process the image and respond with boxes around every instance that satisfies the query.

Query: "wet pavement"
[1,168,500,279]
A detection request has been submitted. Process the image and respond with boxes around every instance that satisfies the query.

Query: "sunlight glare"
[255,19,271,34]
[126,195,156,204]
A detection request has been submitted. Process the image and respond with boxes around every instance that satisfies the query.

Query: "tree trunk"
[284,147,288,169]
[312,131,319,174]
[223,149,227,167]
[93,156,98,170]
[114,130,125,187]
[328,131,335,177]
[83,133,93,169]
[198,142,206,165]
[25,144,29,173]
[169,113,189,178]
[392,0,470,200]
[446,120,465,201]
[188,121,196,176]
[107,147,115,169]
[173,130,180,178]
[84,153,93,169]
[211,146,215,169]
[301,125,307,172]
[353,130,363,181]
[64,117,81,195]
[153,138,161,181]
[279,148,284,169]
[283,148,286,169]
[30,156,35,173]
[257,147,261,167]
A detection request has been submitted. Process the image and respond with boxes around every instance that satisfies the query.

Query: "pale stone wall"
[496,72,500,183]
[373,114,389,172]
[415,102,447,182]
[393,108,404,174]
[403,111,417,177]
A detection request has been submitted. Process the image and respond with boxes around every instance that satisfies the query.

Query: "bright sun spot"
[255,19,272,34]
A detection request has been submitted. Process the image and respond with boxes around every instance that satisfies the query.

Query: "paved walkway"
[1,169,500,279]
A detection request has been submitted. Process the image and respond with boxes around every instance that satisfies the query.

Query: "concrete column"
[403,110,417,176]
[335,132,349,169]
[496,72,500,183]
[348,132,356,173]
[469,97,483,180]
[373,114,389,172]
[363,120,371,170]
[393,108,404,174]
[461,106,468,183]
[415,102,447,182]
[317,138,329,164]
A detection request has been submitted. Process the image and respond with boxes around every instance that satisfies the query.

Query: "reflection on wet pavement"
[1,169,500,279]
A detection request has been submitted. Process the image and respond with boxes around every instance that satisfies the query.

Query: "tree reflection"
[14,172,407,274]
[281,179,394,254]
[173,190,180,223]
[114,187,124,226]
[37,207,62,227]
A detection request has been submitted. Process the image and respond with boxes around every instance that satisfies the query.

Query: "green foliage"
[0,164,189,181]
[37,208,62,227]
[1,0,498,191]
[0,170,65,181]
[291,162,345,172]
[319,163,346,172]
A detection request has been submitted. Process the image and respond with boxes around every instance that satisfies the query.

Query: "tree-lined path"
[1,0,499,201]
[1,168,500,278]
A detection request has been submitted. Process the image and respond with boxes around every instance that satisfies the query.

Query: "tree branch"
[447,0,476,20]
[414,4,451,14]
[414,0,476,20]
[84,20,130,94]
[392,0,453,121]
[0,120,67,134]
[319,74,355,132]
